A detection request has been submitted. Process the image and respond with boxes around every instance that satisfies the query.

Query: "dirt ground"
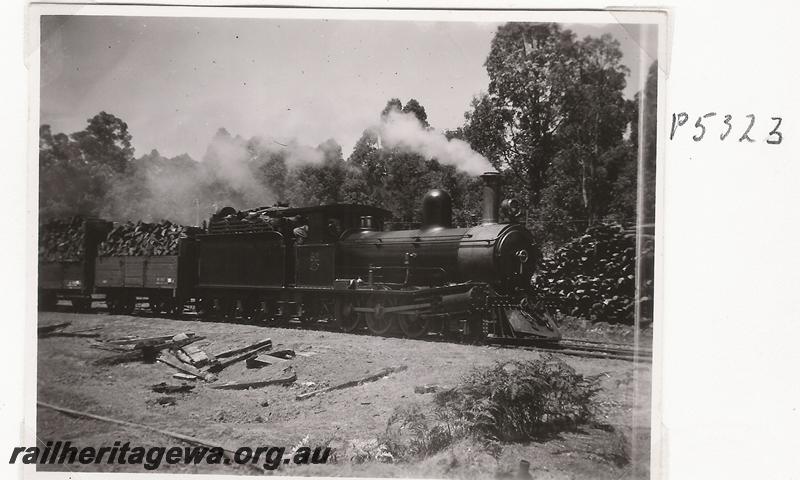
[35,311,652,479]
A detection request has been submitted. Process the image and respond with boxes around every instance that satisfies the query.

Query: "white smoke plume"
[247,136,326,170]
[202,131,269,206]
[379,111,495,176]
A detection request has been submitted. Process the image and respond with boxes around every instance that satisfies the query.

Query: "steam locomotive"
[38,172,560,341]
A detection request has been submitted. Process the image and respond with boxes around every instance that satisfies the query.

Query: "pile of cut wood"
[208,206,288,234]
[98,220,198,257]
[532,223,654,324]
[39,216,88,262]
[93,333,297,388]
[89,330,409,399]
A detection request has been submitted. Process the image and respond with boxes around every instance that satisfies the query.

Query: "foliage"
[346,439,394,464]
[70,111,135,173]
[344,98,482,225]
[381,402,473,461]
[439,356,601,442]
[463,23,648,245]
[381,356,600,463]
[285,138,347,206]
[39,112,132,219]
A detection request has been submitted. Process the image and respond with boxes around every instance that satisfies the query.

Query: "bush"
[381,402,473,460]
[382,355,601,461]
[346,438,394,463]
[440,356,601,442]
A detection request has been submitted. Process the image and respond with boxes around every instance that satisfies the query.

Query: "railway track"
[487,336,652,362]
[49,300,651,363]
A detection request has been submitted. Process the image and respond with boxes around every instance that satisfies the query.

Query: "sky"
[40,15,658,161]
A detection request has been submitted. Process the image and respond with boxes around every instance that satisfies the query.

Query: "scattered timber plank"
[141,335,205,354]
[107,334,185,345]
[246,354,285,368]
[151,382,195,394]
[93,349,146,365]
[181,344,211,366]
[36,401,262,473]
[89,342,129,353]
[44,331,101,338]
[94,335,206,365]
[211,338,272,359]
[157,353,217,382]
[296,365,408,400]
[295,351,318,358]
[267,349,295,359]
[207,342,273,373]
[38,322,72,337]
[210,372,297,390]
[64,326,104,334]
[175,350,193,364]
[173,373,198,381]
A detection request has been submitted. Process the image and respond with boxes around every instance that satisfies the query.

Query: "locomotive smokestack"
[480,171,502,224]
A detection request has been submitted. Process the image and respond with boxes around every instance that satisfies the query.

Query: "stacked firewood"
[532,223,654,324]
[98,220,197,257]
[208,206,287,234]
[39,216,87,262]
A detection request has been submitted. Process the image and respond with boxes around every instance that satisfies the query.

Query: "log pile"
[98,220,198,257]
[38,216,88,262]
[208,204,290,234]
[532,223,654,324]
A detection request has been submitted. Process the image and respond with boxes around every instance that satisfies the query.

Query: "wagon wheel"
[248,301,269,323]
[119,296,136,315]
[195,297,212,318]
[398,310,432,339]
[149,297,168,314]
[71,298,92,312]
[242,297,266,323]
[169,298,184,316]
[217,298,236,320]
[365,294,398,336]
[105,294,120,314]
[299,297,333,326]
[335,295,363,333]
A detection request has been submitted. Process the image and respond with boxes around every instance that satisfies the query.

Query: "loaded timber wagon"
[38,216,112,310]
[93,221,200,314]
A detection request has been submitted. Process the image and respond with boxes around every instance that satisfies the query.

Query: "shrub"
[437,355,600,442]
[346,438,394,463]
[382,402,473,460]
[382,355,601,461]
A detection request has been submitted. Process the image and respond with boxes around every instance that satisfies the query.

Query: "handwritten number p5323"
[670,112,784,145]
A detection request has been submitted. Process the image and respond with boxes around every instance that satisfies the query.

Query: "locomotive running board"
[504,307,561,341]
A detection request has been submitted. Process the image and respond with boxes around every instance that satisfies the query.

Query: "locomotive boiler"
[337,172,539,291]
[330,171,557,340]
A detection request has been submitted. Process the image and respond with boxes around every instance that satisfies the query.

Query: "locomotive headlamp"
[501,198,524,221]
[516,249,529,263]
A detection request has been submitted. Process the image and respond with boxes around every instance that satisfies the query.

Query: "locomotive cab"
[290,205,390,288]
